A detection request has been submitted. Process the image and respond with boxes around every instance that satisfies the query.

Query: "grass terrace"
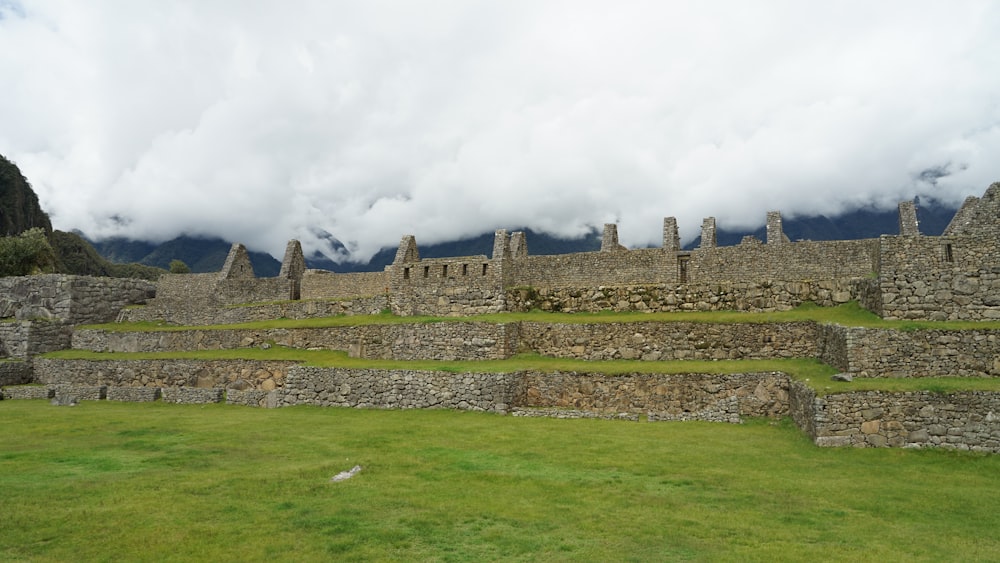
[2,401,999,562]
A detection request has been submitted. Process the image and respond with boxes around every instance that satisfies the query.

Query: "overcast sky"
[1,1,998,263]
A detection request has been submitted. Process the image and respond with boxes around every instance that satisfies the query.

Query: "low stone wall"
[517,371,789,421]
[52,384,107,401]
[789,380,1000,452]
[161,387,224,404]
[818,324,1000,378]
[32,358,294,390]
[226,389,279,408]
[280,367,518,412]
[505,280,857,314]
[106,387,161,402]
[1,385,53,400]
[121,296,389,325]
[519,321,817,361]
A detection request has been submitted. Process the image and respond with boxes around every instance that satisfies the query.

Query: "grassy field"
[2,401,999,562]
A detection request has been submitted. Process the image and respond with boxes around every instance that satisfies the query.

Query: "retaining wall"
[505,280,857,314]
[280,367,518,412]
[72,323,514,361]
[789,380,1000,452]
[32,358,294,390]
[517,371,789,421]
[0,275,155,324]
[0,360,32,386]
[121,296,389,325]
[519,321,817,361]
[818,324,1000,378]
[0,320,72,360]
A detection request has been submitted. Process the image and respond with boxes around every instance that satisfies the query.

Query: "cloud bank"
[1,0,999,262]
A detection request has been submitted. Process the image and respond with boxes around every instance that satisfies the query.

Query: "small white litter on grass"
[330,465,363,482]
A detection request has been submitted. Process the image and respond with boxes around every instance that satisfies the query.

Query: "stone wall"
[72,322,514,361]
[388,256,506,317]
[878,235,1000,320]
[516,371,789,421]
[121,296,389,325]
[32,358,294,390]
[818,324,1000,378]
[687,239,879,283]
[280,367,518,412]
[0,275,155,324]
[518,321,817,361]
[0,320,72,359]
[508,249,676,287]
[216,278,294,305]
[0,360,31,386]
[506,280,857,313]
[789,380,1000,452]
[300,270,389,300]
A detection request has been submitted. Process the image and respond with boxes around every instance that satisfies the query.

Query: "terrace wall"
[0,320,72,360]
[32,358,295,390]
[817,324,1000,378]
[121,296,389,325]
[518,321,818,361]
[505,280,856,313]
[280,367,519,412]
[789,380,1000,452]
[72,322,515,361]
[516,371,789,421]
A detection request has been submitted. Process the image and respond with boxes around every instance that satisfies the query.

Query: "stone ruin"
[3,182,1000,452]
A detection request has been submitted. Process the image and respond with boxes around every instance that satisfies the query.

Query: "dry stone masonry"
[4,182,1000,452]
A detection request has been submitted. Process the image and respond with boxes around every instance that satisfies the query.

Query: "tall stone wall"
[300,270,389,300]
[789,381,1000,452]
[687,239,879,283]
[0,275,155,324]
[878,235,1000,320]
[508,248,676,287]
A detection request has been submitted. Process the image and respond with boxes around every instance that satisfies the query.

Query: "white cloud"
[1,0,998,261]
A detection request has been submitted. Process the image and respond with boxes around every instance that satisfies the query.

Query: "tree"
[169,259,191,274]
[0,228,56,276]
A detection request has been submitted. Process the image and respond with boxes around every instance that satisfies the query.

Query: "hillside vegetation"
[0,154,164,280]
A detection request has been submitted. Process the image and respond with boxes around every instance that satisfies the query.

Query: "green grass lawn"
[2,401,998,562]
